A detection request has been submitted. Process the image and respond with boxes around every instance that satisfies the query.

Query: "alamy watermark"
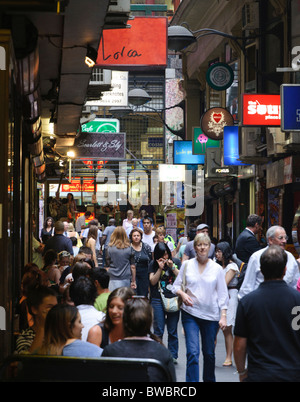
[291,306,300,331]
[0,306,5,330]
[0,45,6,70]
[94,162,204,217]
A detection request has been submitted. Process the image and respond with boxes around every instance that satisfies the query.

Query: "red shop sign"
[242,94,281,126]
[96,17,167,69]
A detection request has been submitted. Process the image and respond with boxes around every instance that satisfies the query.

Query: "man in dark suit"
[235,214,262,263]
[43,220,73,256]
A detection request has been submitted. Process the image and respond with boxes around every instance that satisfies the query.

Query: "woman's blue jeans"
[151,298,180,359]
[181,310,219,382]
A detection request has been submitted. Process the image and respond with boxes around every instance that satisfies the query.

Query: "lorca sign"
[242,94,281,126]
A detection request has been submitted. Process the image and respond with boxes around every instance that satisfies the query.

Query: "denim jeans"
[151,298,180,359]
[181,310,219,382]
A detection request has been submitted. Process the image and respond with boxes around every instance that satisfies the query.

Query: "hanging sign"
[280,84,300,131]
[193,127,220,155]
[81,118,120,133]
[242,94,281,126]
[206,62,234,91]
[211,167,236,175]
[173,141,205,165]
[223,126,249,166]
[200,107,234,140]
[73,133,126,159]
[96,17,167,69]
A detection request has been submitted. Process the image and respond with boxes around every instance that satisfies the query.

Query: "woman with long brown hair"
[86,224,98,268]
[87,286,134,348]
[106,226,136,291]
[39,304,102,357]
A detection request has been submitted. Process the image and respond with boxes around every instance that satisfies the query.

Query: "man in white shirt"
[75,211,91,234]
[69,276,105,342]
[141,216,155,251]
[238,225,300,299]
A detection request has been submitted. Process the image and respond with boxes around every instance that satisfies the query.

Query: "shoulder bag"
[158,261,188,313]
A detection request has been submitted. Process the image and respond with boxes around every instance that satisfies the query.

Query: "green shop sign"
[193,127,220,155]
[81,118,120,133]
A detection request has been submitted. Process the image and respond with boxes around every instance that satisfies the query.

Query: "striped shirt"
[15,328,35,354]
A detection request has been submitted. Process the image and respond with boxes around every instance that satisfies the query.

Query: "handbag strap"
[181,260,189,291]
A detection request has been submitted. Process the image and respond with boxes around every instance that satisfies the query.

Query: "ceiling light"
[67,151,75,158]
[85,45,98,68]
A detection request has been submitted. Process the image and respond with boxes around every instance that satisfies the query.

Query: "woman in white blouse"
[215,241,239,367]
[172,233,228,382]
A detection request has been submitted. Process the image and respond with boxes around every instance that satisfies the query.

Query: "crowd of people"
[20,205,300,382]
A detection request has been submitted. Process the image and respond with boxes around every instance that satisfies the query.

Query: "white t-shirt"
[76,305,105,342]
[142,231,156,251]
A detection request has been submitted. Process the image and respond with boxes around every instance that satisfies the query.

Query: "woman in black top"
[102,297,176,382]
[148,242,181,363]
[129,228,152,297]
[87,286,134,348]
[40,217,55,244]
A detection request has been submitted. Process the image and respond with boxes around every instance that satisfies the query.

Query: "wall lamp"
[85,45,98,68]
[128,88,152,106]
[168,24,244,54]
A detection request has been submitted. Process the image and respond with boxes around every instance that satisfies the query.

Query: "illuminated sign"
[211,167,235,175]
[280,84,300,131]
[96,17,167,68]
[193,127,220,155]
[173,141,205,165]
[62,179,95,193]
[158,164,185,182]
[201,107,234,140]
[81,118,120,133]
[242,94,281,126]
[223,126,249,166]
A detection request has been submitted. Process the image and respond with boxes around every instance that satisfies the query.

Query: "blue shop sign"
[223,126,249,166]
[280,84,300,131]
[173,141,205,165]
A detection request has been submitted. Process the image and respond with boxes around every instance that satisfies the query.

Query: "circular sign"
[200,107,234,140]
[206,62,234,91]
